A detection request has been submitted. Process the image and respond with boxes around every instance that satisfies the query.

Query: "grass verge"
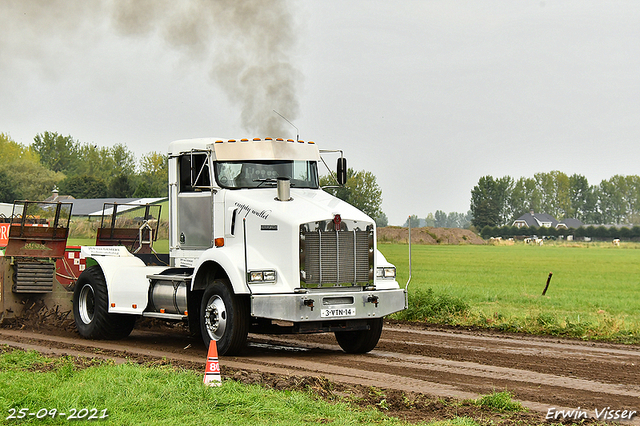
[470,392,523,413]
[0,349,399,426]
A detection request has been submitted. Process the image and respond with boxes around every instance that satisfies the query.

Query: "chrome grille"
[301,229,372,286]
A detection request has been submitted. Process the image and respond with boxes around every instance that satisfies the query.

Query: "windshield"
[214,160,319,189]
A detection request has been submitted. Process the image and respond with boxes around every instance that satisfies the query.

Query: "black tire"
[187,290,203,339]
[200,279,249,356]
[334,318,383,354]
[72,265,136,340]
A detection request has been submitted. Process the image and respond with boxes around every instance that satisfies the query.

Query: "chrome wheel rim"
[204,295,226,341]
[78,284,95,324]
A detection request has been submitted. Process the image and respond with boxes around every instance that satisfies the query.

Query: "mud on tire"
[200,279,249,356]
[73,265,136,340]
[335,318,383,354]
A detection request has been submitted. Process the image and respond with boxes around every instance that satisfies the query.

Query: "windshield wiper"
[253,178,296,188]
[253,178,277,187]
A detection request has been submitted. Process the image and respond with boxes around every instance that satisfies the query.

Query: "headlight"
[248,270,277,283]
[376,266,396,279]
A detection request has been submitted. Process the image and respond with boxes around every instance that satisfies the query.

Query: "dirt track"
[1,320,639,424]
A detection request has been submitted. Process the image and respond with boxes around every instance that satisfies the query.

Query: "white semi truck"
[73,137,406,355]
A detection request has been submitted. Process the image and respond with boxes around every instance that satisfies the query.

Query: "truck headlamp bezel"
[376,266,396,279]
[248,270,277,283]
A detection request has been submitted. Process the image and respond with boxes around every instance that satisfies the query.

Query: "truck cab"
[73,137,406,355]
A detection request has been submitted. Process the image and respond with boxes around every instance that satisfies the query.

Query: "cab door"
[177,152,214,249]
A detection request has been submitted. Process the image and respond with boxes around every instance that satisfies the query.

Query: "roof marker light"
[241,139,249,142]
[253,138,261,141]
[276,138,284,141]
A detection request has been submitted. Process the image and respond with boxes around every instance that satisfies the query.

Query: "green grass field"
[379,243,640,343]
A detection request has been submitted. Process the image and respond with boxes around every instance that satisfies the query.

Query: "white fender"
[191,245,249,295]
[81,246,169,315]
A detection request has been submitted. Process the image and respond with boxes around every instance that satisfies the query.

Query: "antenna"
[273,110,299,141]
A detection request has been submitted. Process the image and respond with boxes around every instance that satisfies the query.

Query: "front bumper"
[250,288,407,322]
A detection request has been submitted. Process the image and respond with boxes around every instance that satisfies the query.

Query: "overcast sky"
[1,1,639,225]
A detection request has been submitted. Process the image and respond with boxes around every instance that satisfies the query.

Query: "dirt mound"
[1,298,76,333]
[378,226,484,245]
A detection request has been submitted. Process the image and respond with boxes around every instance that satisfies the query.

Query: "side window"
[179,153,210,192]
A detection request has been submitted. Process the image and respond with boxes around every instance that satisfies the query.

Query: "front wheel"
[72,265,136,340]
[199,279,249,356]
[334,318,383,354]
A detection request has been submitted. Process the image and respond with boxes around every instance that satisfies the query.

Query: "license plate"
[321,307,356,318]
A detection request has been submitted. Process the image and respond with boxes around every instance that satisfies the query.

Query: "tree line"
[0,132,167,202]
[403,211,473,229]
[470,171,640,229]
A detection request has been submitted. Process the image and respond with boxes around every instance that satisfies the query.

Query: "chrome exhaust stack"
[276,177,291,201]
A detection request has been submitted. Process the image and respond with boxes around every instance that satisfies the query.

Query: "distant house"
[513,212,584,230]
[513,212,558,229]
[44,188,75,203]
[556,218,584,229]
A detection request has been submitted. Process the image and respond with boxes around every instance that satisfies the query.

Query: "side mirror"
[337,157,347,185]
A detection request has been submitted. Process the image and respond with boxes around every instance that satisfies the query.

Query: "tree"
[446,211,468,228]
[509,177,540,221]
[108,174,134,197]
[0,158,64,201]
[59,175,108,198]
[470,175,513,228]
[32,131,78,173]
[138,151,168,197]
[0,133,39,164]
[598,177,626,224]
[111,143,137,176]
[403,215,421,228]
[424,213,435,227]
[569,174,598,223]
[534,171,572,220]
[0,170,20,203]
[320,168,384,221]
[133,182,153,198]
[375,212,388,228]
[463,210,473,229]
[434,210,447,228]
[70,143,137,182]
[73,143,115,180]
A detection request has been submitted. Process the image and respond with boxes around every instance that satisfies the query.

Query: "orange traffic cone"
[203,339,222,387]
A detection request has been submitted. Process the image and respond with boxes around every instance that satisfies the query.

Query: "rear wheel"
[73,265,136,339]
[200,279,249,355]
[334,318,383,353]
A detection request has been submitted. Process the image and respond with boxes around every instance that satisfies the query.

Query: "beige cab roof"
[168,138,321,161]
